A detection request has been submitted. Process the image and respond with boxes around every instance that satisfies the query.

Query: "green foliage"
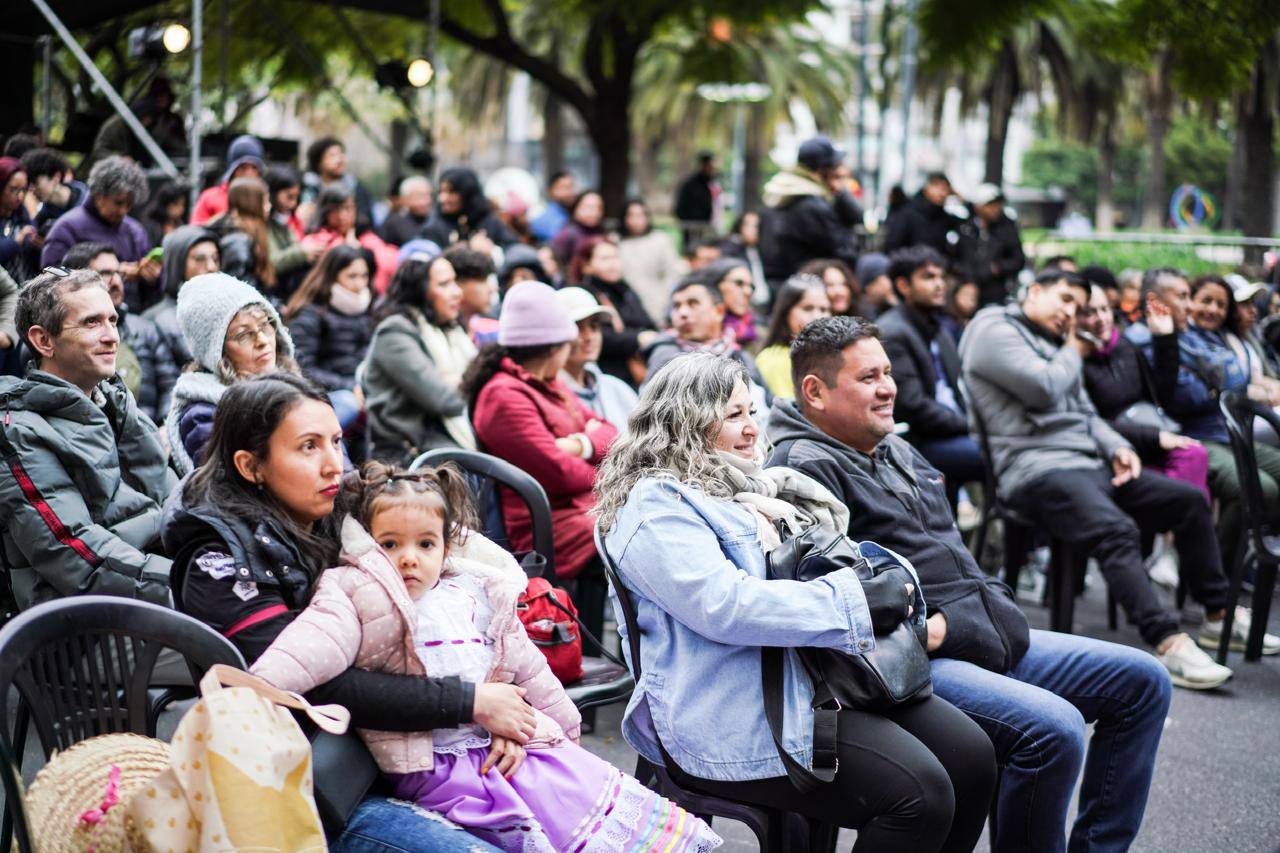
[1020,137,1143,219]
[1024,238,1238,276]
[1163,114,1232,205]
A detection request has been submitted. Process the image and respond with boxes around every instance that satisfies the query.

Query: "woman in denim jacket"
[595,352,995,853]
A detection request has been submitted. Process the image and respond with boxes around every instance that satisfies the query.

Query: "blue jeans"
[330,795,499,852]
[330,389,363,431]
[931,630,1172,853]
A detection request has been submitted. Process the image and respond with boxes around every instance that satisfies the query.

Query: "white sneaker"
[1145,548,1180,590]
[1157,632,1233,690]
[1198,606,1280,655]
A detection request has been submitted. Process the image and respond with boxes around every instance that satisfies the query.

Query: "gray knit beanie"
[176,272,294,373]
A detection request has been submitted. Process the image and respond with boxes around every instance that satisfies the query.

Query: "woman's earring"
[256,479,265,493]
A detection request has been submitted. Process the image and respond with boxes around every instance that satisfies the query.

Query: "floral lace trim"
[432,733,492,755]
[575,769,723,852]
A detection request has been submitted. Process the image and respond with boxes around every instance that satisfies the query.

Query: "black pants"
[671,696,996,853]
[1013,467,1231,646]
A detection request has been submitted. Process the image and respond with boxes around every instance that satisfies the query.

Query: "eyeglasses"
[227,319,275,347]
[41,266,71,278]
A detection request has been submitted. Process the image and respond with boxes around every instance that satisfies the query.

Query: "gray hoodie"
[958,303,1130,496]
[141,225,219,368]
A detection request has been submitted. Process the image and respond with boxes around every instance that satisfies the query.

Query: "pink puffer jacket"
[251,516,581,774]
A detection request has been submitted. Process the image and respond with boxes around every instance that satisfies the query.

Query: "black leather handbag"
[762,526,932,790]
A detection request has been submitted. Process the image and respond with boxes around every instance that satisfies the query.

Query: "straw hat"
[22,733,171,853]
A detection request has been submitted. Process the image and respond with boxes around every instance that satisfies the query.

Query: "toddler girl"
[252,461,721,853]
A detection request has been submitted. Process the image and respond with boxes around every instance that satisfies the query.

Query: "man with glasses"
[63,242,178,425]
[0,267,174,609]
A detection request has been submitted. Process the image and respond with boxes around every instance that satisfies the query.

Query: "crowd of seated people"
[2,122,1280,852]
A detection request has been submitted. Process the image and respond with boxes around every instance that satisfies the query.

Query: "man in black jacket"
[674,152,719,253]
[877,245,982,505]
[883,172,962,259]
[758,136,858,287]
[767,316,1172,853]
[955,183,1026,307]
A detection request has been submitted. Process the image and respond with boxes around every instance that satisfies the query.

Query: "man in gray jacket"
[960,268,1237,689]
[0,268,175,608]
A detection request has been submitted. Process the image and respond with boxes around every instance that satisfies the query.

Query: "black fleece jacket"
[768,399,1030,672]
[1082,331,1181,462]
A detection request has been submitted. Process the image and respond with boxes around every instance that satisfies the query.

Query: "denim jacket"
[603,477,881,781]
[1127,323,1248,444]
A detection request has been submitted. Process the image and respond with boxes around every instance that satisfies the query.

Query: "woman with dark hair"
[208,176,277,292]
[303,184,398,294]
[422,167,517,249]
[0,157,36,283]
[464,282,617,639]
[618,198,680,322]
[799,257,863,317]
[284,245,373,430]
[139,179,189,249]
[265,165,317,294]
[722,209,769,309]
[162,373,522,853]
[550,189,605,270]
[571,235,658,385]
[167,272,300,474]
[703,257,759,348]
[364,255,477,463]
[754,273,832,397]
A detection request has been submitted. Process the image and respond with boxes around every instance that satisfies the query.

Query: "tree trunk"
[983,39,1020,185]
[1140,51,1174,230]
[1096,116,1117,231]
[588,94,633,220]
[634,137,662,212]
[1241,43,1276,266]
[543,88,565,179]
[1222,94,1247,231]
[742,103,766,213]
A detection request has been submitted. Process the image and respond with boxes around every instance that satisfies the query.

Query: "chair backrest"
[0,596,246,759]
[1219,391,1276,549]
[410,449,556,578]
[958,378,1002,504]
[593,522,643,681]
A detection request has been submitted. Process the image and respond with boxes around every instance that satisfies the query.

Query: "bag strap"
[543,589,628,669]
[199,664,352,735]
[761,647,838,793]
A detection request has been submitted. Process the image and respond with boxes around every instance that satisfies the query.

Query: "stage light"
[162,23,191,54]
[407,58,434,88]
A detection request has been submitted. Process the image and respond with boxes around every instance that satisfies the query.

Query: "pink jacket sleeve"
[249,570,363,695]
[505,620,582,741]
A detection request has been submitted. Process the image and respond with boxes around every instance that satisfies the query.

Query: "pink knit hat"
[498,281,578,347]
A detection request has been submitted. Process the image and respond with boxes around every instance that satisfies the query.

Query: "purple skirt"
[390,742,722,853]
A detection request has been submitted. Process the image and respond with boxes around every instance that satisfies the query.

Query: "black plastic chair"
[593,523,840,852]
[966,389,1098,634]
[0,596,246,852]
[1217,391,1279,663]
[410,449,634,716]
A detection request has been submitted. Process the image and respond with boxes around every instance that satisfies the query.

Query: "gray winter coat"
[363,313,467,460]
[958,303,1130,496]
[0,370,175,609]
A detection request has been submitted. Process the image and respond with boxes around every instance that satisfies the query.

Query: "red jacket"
[471,358,617,579]
[190,184,228,225]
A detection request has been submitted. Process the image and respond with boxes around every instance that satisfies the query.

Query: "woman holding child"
[164,371,720,852]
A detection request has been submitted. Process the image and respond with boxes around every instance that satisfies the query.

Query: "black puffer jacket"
[161,487,475,728]
[286,303,373,391]
[759,169,857,284]
[955,212,1026,306]
[142,225,218,368]
[883,191,962,259]
[1082,331,1181,461]
[768,399,1030,673]
[119,308,179,423]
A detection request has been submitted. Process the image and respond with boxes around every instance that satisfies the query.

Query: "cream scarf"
[714,449,849,552]
[417,315,479,451]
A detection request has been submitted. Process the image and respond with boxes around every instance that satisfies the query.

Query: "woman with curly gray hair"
[595,351,996,853]
[41,155,160,307]
[167,271,300,474]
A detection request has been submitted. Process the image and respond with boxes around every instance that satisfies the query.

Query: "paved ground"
[579,574,1280,852]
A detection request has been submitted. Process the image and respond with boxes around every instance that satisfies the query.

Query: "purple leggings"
[1146,444,1211,504]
